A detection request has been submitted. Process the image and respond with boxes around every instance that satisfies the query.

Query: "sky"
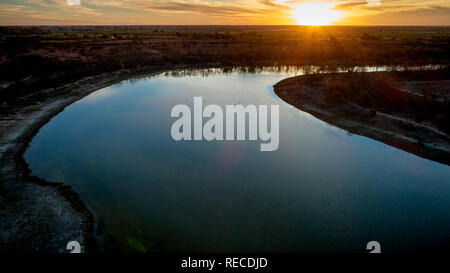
[0,0,449,26]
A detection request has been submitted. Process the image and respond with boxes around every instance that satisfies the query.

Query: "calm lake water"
[25,67,450,252]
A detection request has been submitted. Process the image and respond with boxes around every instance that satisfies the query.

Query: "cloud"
[259,0,291,10]
[142,1,264,16]
[333,0,450,17]
[0,0,449,25]
[0,4,61,22]
[67,0,81,6]
[334,1,368,9]
[0,5,29,15]
[20,0,100,15]
[88,0,285,17]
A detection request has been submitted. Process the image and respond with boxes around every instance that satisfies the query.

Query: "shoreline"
[274,72,450,166]
[0,64,221,252]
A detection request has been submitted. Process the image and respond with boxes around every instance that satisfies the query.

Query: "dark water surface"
[25,67,450,252]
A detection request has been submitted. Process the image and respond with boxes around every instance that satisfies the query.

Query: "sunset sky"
[0,0,449,26]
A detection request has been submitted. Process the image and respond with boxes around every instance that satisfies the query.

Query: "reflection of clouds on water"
[81,87,120,104]
[67,0,81,6]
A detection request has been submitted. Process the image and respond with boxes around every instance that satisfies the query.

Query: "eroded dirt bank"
[0,65,206,252]
[274,70,450,166]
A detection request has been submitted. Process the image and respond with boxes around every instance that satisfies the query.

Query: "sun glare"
[291,2,342,26]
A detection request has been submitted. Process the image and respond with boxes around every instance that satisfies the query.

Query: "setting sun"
[291,2,343,25]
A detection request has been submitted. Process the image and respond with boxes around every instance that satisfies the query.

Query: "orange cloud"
[0,0,448,25]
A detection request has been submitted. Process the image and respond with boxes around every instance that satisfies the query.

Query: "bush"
[324,80,350,104]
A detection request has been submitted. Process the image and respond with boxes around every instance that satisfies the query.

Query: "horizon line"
[1,24,450,27]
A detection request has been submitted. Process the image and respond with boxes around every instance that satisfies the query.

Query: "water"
[25,67,450,252]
